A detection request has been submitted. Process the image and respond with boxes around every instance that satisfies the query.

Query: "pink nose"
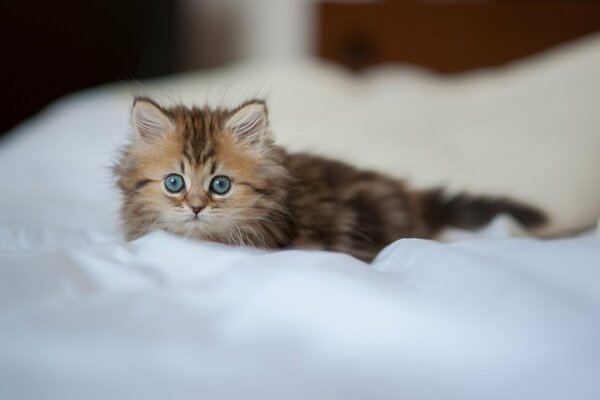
[191,205,203,214]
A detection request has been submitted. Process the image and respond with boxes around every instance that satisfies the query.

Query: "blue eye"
[164,174,185,193]
[210,176,231,195]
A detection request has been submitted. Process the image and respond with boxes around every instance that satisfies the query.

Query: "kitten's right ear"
[131,97,174,143]
[226,100,269,145]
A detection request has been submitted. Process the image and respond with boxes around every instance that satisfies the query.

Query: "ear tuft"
[226,100,269,144]
[131,97,174,143]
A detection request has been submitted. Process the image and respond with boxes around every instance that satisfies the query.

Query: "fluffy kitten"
[113,97,545,261]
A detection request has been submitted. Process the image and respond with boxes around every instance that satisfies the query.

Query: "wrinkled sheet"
[0,228,599,400]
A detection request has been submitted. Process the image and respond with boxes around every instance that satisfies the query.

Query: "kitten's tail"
[420,189,547,232]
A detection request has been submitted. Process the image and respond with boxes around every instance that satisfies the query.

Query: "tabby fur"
[113,97,545,261]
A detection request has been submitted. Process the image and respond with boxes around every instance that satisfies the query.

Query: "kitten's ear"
[131,97,174,143]
[226,100,269,145]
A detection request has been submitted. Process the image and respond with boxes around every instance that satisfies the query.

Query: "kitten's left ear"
[226,100,269,145]
[131,97,174,143]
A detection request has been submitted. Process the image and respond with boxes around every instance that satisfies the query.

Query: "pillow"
[3,34,598,237]
[145,35,600,235]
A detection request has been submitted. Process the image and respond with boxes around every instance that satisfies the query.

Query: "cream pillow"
[138,34,600,235]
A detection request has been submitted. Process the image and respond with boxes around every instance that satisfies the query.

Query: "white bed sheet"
[1,228,599,400]
[0,43,600,399]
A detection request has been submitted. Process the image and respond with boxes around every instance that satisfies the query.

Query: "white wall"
[180,0,317,69]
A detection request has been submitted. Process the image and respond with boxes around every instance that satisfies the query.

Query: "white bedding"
[1,228,599,400]
[1,37,600,399]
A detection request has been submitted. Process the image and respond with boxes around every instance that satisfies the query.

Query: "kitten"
[113,97,546,261]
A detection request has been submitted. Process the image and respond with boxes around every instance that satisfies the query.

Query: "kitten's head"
[113,97,293,247]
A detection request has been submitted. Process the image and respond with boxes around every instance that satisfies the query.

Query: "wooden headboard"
[318,0,600,73]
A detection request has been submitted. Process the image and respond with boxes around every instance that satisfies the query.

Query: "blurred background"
[2,0,600,135]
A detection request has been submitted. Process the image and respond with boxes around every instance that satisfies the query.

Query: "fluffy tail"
[420,189,547,232]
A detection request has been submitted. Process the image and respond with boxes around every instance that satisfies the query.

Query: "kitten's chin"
[168,225,209,242]
[162,218,206,238]
[182,219,208,232]
[167,219,241,246]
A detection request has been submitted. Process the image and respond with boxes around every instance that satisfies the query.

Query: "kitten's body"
[114,98,545,261]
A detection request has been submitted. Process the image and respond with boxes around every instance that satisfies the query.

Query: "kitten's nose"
[191,205,203,215]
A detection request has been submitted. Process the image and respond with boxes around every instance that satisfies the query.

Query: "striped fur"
[113,97,546,261]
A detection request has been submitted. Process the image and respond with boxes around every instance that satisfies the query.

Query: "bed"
[1,33,600,399]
